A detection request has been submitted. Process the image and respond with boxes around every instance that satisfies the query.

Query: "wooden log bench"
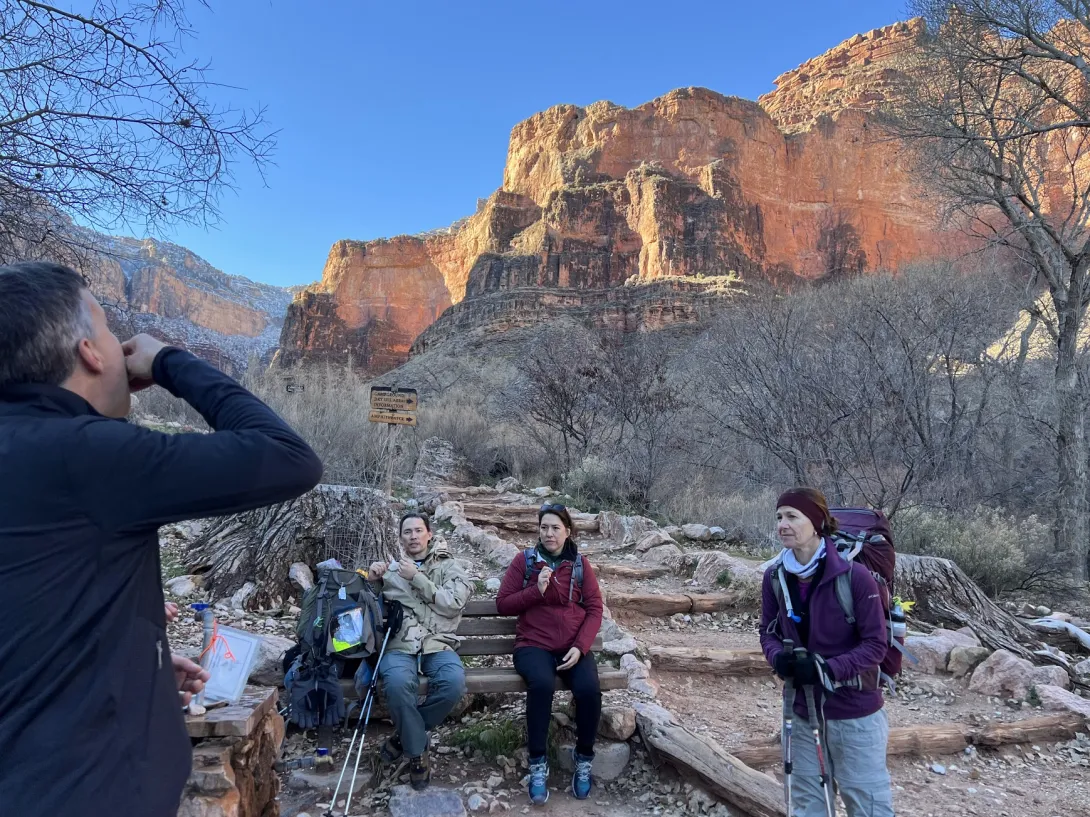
[339,599,629,698]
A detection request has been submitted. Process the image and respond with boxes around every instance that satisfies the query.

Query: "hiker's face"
[400,518,431,558]
[77,290,130,418]
[538,513,568,555]
[776,506,819,551]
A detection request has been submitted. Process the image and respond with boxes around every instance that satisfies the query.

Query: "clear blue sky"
[158,0,908,288]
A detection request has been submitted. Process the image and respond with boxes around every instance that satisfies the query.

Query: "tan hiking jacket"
[381,541,472,654]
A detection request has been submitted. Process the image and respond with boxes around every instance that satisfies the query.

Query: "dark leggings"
[513,646,602,759]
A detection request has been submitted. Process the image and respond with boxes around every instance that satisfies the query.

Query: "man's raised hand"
[172,654,210,707]
[122,333,167,392]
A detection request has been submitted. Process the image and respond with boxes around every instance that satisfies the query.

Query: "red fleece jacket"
[495,550,604,656]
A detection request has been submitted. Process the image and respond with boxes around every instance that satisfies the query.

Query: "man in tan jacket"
[367,512,471,789]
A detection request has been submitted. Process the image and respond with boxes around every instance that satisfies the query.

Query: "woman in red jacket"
[496,503,604,805]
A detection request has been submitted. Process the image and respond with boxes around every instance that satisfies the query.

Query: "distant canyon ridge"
[83,19,967,377]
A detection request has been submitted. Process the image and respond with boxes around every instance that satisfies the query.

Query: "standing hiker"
[759,487,895,817]
[0,262,324,817]
[366,512,472,790]
[496,503,604,805]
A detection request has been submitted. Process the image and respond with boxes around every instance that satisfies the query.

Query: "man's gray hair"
[0,261,95,390]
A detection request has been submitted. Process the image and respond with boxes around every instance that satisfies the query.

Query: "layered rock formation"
[281,19,969,374]
[81,233,292,373]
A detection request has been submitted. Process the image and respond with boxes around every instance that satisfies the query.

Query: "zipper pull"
[156,639,163,670]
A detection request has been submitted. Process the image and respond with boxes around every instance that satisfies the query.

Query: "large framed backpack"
[770,507,916,690]
[285,566,387,729]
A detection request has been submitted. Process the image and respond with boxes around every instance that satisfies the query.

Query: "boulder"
[530,487,556,498]
[1034,684,1090,718]
[166,575,199,598]
[248,634,296,687]
[621,653,651,679]
[968,649,1071,699]
[494,477,521,493]
[635,529,678,553]
[288,563,314,592]
[601,634,639,658]
[599,511,659,546]
[643,543,685,570]
[599,706,638,741]
[708,526,727,541]
[484,578,502,593]
[412,438,473,510]
[230,582,258,612]
[904,633,963,675]
[681,523,712,541]
[433,501,467,527]
[557,740,630,781]
[947,646,993,678]
[388,784,467,817]
[1074,658,1090,677]
[662,525,683,540]
[692,551,764,588]
[954,626,982,646]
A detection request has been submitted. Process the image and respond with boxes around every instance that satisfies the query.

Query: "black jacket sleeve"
[70,348,324,532]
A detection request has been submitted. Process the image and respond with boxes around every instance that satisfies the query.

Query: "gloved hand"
[792,651,820,687]
[773,650,796,679]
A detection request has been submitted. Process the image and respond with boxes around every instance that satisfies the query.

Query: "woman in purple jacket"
[759,488,895,817]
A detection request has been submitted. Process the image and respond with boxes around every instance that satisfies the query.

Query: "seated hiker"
[496,503,603,806]
[366,512,471,790]
[759,488,894,817]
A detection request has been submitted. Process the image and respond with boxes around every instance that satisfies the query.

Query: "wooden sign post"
[369,386,418,496]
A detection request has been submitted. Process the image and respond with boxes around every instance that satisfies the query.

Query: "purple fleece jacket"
[759,544,888,721]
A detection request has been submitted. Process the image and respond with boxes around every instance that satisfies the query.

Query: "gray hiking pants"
[379,650,466,757]
[789,708,895,817]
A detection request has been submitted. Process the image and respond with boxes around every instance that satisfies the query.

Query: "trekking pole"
[329,599,403,817]
[325,625,391,817]
[781,639,794,815]
[799,667,836,817]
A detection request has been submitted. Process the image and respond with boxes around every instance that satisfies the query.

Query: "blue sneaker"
[528,756,549,805]
[571,749,593,800]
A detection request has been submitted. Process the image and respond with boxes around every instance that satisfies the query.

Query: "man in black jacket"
[0,262,324,817]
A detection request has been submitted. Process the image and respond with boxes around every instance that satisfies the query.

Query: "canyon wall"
[281,19,970,374]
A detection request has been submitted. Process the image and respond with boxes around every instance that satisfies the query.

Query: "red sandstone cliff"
[280,19,968,374]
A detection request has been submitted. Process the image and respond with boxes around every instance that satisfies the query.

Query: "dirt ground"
[168,514,1090,817]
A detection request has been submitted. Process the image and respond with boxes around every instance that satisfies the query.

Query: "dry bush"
[661,480,781,552]
[242,364,387,488]
[894,505,1061,597]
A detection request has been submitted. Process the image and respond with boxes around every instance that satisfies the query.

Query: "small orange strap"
[199,620,237,664]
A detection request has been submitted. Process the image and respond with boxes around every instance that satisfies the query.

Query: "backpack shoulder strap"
[771,565,785,608]
[574,554,584,587]
[521,547,537,588]
[835,569,856,626]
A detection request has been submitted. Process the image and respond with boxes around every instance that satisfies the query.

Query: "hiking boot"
[528,756,549,805]
[409,753,430,791]
[571,749,593,800]
[380,735,403,763]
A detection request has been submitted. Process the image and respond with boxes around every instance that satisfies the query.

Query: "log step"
[605,591,737,616]
[650,646,769,676]
[731,712,1088,768]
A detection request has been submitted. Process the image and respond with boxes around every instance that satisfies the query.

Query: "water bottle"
[889,600,907,640]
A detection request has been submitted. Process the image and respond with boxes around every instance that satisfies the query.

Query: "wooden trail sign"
[368,409,417,426]
[370,386,418,412]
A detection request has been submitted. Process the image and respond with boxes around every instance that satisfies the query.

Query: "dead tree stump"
[895,554,1039,659]
[187,485,397,608]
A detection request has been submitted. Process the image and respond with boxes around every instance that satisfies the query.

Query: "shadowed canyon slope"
[84,233,292,373]
[279,19,968,374]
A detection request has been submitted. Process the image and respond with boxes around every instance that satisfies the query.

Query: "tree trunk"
[649,647,769,676]
[1053,297,1089,579]
[187,485,397,608]
[731,713,1086,768]
[635,702,786,817]
[895,554,1039,659]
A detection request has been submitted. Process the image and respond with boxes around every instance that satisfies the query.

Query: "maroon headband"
[776,489,828,535]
